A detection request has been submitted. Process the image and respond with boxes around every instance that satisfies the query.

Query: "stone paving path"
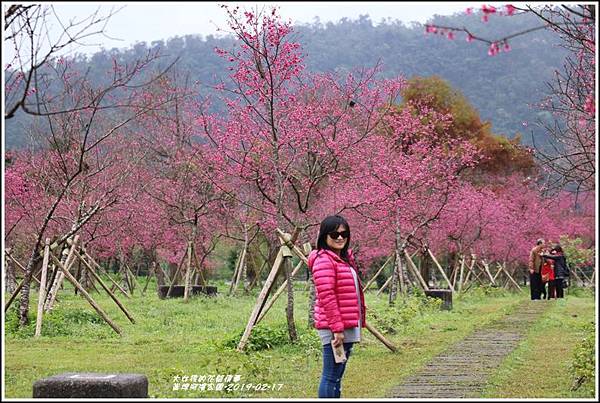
[388,300,549,398]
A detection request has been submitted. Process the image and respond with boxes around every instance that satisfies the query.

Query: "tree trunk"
[18,242,45,326]
[44,245,70,312]
[421,251,431,287]
[389,252,399,305]
[308,269,316,328]
[118,252,128,292]
[74,258,82,295]
[240,224,249,292]
[155,262,166,286]
[4,251,17,294]
[394,225,406,297]
[240,249,248,292]
[284,256,297,341]
[44,263,58,302]
[183,241,193,302]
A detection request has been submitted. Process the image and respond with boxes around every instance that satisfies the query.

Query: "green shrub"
[567,286,594,298]
[369,292,442,334]
[295,328,321,352]
[222,323,289,351]
[570,322,595,391]
[221,321,322,354]
[4,305,115,339]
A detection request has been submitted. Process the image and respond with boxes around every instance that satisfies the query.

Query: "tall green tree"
[398,75,536,177]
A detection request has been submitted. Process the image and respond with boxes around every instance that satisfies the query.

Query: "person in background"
[540,252,556,299]
[541,244,570,299]
[307,215,366,398]
[528,239,545,300]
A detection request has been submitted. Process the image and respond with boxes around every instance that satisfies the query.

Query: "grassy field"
[3,278,596,398]
[482,287,596,399]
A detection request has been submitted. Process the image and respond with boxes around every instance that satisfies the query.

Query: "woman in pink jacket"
[308,215,366,398]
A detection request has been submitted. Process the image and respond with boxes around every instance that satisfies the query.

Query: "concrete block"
[33,372,148,398]
[425,289,453,310]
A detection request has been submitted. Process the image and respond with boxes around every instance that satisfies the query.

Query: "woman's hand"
[332,332,344,347]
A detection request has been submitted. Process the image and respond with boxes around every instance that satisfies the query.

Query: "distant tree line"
[4,10,567,150]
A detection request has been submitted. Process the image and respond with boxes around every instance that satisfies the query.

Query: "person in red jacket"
[540,255,556,299]
[308,215,366,398]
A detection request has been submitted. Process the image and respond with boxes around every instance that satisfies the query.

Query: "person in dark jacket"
[541,244,570,298]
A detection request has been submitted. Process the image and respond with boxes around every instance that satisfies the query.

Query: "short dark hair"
[316,215,351,262]
[551,244,563,254]
[536,238,544,245]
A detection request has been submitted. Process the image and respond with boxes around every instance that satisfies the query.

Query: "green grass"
[3,280,596,398]
[482,287,596,399]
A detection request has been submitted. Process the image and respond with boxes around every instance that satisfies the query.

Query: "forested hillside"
[4,10,567,150]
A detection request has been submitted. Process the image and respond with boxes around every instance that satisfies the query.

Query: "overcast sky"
[4,1,540,58]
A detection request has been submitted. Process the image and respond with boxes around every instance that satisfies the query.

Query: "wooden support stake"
[426,247,455,292]
[461,258,476,291]
[276,229,398,354]
[481,260,497,285]
[45,236,80,311]
[228,249,243,295]
[457,256,466,293]
[498,263,522,291]
[570,267,584,286]
[493,263,503,282]
[183,241,193,302]
[124,262,141,292]
[192,247,206,287]
[256,259,304,324]
[5,252,41,286]
[470,262,486,284]
[34,239,51,337]
[376,274,393,296]
[362,255,393,291]
[4,276,28,312]
[82,250,130,299]
[232,247,247,294]
[75,251,135,324]
[166,247,188,297]
[365,322,397,352]
[51,254,122,335]
[576,266,591,283]
[158,264,170,286]
[453,256,464,288]
[403,250,430,291]
[4,254,44,312]
[237,247,285,352]
[248,259,268,291]
[142,262,156,294]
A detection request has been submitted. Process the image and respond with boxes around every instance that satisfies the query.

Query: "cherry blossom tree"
[197,5,418,339]
[200,6,416,238]
[427,173,595,276]
[4,47,177,326]
[337,102,480,298]
[133,71,225,291]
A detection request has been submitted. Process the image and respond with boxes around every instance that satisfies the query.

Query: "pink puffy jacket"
[308,248,367,332]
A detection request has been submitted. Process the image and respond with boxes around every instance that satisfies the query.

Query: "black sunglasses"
[328,231,349,239]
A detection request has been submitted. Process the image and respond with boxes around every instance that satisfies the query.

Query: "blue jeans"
[318,342,354,398]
